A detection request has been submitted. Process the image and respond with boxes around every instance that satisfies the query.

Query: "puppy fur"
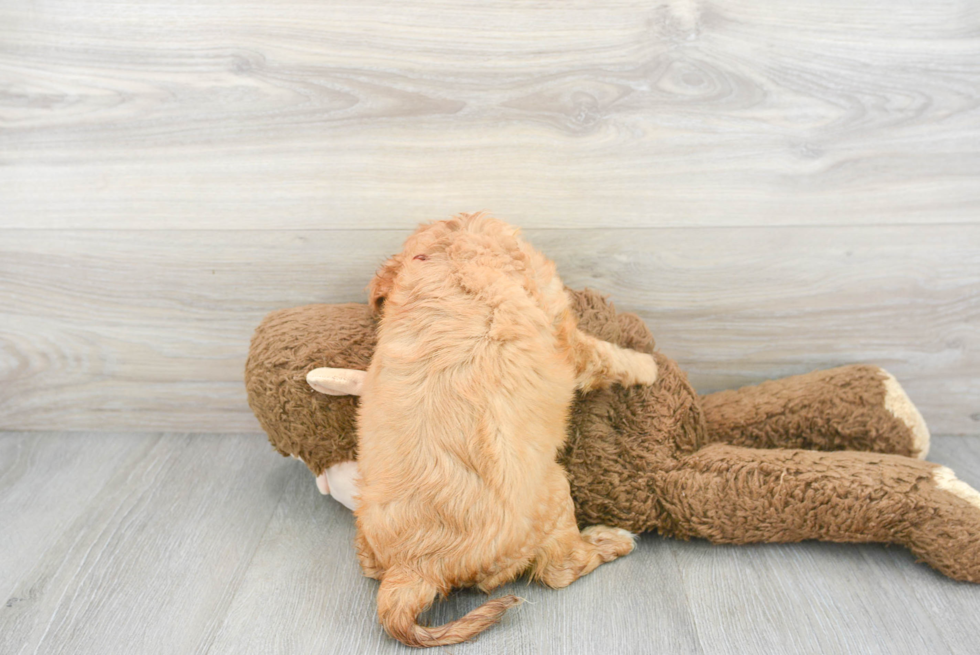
[355,213,657,647]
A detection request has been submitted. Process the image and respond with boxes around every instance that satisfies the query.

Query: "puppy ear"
[368,257,399,313]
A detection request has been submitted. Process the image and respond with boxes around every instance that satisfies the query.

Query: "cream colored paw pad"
[881,370,931,459]
[934,466,980,511]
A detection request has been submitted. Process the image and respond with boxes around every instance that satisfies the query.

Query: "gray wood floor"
[2,433,979,655]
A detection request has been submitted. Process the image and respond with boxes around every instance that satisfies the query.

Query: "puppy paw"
[625,352,658,387]
[581,525,637,561]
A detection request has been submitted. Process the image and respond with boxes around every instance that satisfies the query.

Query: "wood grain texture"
[1,226,977,433]
[3,432,980,654]
[0,432,290,655]
[670,540,948,654]
[0,432,158,602]
[1,0,979,228]
[207,469,701,655]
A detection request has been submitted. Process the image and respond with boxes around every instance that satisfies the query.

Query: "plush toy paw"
[307,367,366,396]
[315,461,361,510]
[907,466,980,583]
[879,369,931,459]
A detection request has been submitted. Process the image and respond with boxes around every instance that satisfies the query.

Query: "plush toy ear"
[368,257,400,314]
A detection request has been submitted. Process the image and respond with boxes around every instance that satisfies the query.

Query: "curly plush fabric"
[246,303,376,474]
[245,288,980,583]
[701,365,926,458]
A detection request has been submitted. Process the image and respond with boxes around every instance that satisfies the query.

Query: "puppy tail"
[377,567,522,647]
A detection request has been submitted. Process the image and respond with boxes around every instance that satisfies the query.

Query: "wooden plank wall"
[1,0,978,434]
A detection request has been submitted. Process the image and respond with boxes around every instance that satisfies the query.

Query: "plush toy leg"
[662,444,980,582]
[699,365,930,458]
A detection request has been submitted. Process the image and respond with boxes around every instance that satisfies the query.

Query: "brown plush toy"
[245,288,980,583]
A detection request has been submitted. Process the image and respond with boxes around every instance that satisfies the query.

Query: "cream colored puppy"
[356,213,657,647]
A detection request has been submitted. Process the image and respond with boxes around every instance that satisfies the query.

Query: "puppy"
[356,213,657,647]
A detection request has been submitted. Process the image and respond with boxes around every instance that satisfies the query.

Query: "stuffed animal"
[245,288,980,583]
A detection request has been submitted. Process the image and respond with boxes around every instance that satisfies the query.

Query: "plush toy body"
[246,289,980,583]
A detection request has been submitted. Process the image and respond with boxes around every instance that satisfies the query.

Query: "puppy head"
[368,212,527,314]
[368,256,401,314]
[367,214,472,313]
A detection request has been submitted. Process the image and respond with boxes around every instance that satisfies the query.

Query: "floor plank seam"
[26,434,166,655]
[666,539,707,655]
[194,458,291,655]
